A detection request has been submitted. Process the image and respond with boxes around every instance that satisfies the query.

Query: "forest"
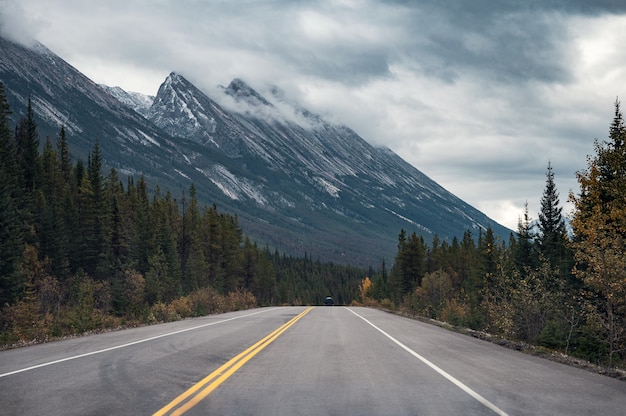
[1,81,625,371]
[0,83,365,345]
[363,102,626,369]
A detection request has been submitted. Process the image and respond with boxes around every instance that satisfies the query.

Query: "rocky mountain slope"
[0,36,511,266]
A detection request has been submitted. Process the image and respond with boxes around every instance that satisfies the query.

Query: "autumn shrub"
[379,298,395,311]
[169,296,193,319]
[226,290,257,311]
[440,298,468,326]
[187,287,225,316]
[149,302,180,323]
[1,298,49,345]
[361,297,380,307]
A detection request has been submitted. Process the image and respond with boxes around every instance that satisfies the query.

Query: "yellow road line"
[154,307,314,416]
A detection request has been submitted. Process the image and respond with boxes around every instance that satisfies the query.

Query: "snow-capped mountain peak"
[0,35,511,266]
[225,78,272,108]
[100,85,154,117]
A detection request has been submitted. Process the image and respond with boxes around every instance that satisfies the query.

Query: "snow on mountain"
[0,36,511,266]
[145,73,512,255]
[100,85,154,117]
[148,73,220,147]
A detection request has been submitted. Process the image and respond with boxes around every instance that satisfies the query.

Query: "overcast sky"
[3,0,626,230]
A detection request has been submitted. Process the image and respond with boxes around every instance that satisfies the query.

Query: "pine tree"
[75,143,111,279]
[0,84,24,305]
[38,136,70,279]
[57,126,72,184]
[105,168,130,274]
[538,162,571,277]
[180,185,204,292]
[220,214,243,293]
[130,176,153,274]
[14,97,41,193]
[479,227,499,288]
[459,230,478,294]
[0,83,17,183]
[514,202,537,271]
[255,248,276,305]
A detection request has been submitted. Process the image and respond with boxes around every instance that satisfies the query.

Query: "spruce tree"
[514,202,537,271]
[537,162,570,275]
[14,97,41,193]
[38,136,70,279]
[0,83,17,184]
[56,126,72,185]
[0,83,24,304]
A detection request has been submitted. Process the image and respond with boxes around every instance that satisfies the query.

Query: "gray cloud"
[10,0,626,229]
[0,0,38,46]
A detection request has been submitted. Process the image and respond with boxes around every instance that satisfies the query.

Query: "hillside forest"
[1,83,625,370]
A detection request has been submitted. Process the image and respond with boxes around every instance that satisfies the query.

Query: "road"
[1,306,625,415]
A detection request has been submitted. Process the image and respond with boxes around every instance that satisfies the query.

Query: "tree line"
[361,101,626,368]
[0,83,365,345]
[3,80,625,370]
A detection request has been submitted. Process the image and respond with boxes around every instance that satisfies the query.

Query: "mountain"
[0,36,195,183]
[0,36,512,267]
[99,85,154,118]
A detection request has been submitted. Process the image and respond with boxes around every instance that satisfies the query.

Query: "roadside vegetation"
[1,82,625,376]
[356,101,626,373]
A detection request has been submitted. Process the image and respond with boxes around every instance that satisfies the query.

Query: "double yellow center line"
[154,307,314,416]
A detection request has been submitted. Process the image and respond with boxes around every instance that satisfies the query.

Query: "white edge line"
[0,308,277,378]
[346,307,509,416]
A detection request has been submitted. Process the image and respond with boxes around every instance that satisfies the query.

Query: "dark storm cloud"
[9,0,626,228]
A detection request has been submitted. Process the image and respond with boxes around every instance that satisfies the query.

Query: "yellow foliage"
[359,276,372,300]
[170,297,193,318]
[440,298,468,326]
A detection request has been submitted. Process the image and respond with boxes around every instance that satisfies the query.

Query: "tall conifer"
[538,162,570,275]
[0,83,24,304]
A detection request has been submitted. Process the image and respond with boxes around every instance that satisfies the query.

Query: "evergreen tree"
[180,185,204,292]
[202,204,227,292]
[105,168,130,274]
[0,86,25,305]
[537,162,571,277]
[220,214,243,293]
[76,174,97,274]
[56,126,72,184]
[0,165,23,305]
[479,227,499,288]
[130,176,153,274]
[0,83,18,184]
[38,137,70,279]
[0,85,23,305]
[14,97,42,193]
[388,230,427,303]
[427,234,443,272]
[513,202,537,271]
[73,143,110,279]
[255,249,277,305]
[459,230,478,294]
[151,188,181,299]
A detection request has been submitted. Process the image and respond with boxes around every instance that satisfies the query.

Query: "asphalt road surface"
[1,306,625,415]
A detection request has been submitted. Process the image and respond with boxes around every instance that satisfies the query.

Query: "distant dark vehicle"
[324,296,334,306]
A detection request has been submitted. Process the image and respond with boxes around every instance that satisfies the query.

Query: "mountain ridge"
[0,36,512,267]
